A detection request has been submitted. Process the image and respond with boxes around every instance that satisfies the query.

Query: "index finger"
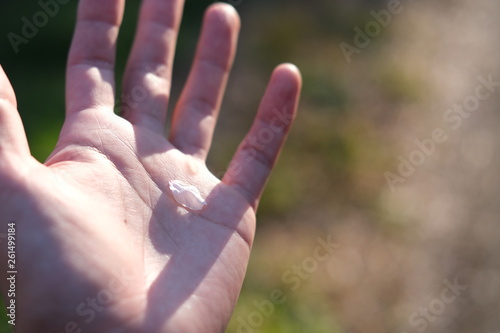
[66,0,125,115]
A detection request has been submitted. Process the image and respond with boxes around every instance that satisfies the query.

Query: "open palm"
[0,1,301,332]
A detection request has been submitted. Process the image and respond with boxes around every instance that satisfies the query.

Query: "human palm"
[0,1,301,332]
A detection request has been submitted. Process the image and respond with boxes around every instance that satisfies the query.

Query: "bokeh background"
[1,0,500,332]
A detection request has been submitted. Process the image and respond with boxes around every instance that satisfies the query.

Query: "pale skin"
[0,0,301,332]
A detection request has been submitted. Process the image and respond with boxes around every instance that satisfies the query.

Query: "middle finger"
[122,0,185,133]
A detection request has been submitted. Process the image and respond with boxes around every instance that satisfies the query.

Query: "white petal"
[169,180,207,211]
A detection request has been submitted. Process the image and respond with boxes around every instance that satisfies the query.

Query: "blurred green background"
[1,0,500,332]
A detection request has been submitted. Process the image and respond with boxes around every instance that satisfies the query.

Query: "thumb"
[0,66,31,162]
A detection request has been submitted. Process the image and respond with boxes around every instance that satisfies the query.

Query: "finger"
[122,0,185,132]
[0,66,30,158]
[223,64,302,209]
[66,0,125,115]
[169,3,240,160]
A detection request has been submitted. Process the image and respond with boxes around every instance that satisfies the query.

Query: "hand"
[0,1,301,332]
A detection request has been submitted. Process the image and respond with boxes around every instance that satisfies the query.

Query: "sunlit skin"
[0,1,301,332]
